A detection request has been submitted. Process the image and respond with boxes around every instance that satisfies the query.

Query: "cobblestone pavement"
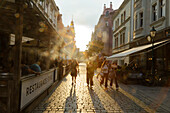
[120,84,170,112]
[32,63,170,113]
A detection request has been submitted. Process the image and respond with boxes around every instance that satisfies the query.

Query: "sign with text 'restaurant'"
[20,71,54,110]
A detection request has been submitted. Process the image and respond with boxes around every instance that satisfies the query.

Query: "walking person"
[109,62,115,88]
[86,61,95,88]
[111,62,119,91]
[101,60,109,90]
[71,60,79,85]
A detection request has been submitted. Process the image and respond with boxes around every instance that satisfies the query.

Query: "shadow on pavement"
[88,88,107,113]
[106,87,147,113]
[64,84,77,113]
[119,83,170,112]
[94,77,147,113]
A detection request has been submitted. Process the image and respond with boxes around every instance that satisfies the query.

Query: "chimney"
[110,2,112,9]
[104,4,106,10]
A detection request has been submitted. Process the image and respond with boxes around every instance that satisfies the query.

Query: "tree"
[86,39,104,57]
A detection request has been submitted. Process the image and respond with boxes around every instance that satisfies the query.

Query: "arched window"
[106,11,109,17]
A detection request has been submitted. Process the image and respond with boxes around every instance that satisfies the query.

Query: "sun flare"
[75,25,92,51]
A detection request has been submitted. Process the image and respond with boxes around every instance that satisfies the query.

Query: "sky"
[55,0,124,51]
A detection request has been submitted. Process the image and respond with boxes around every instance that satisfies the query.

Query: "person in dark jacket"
[86,61,95,88]
[71,60,79,85]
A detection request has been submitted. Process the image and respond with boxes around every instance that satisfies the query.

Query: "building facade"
[57,18,78,60]
[34,0,59,30]
[112,0,134,65]
[92,2,116,56]
[63,20,77,60]
[131,0,170,73]
[0,0,63,112]
[109,0,170,73]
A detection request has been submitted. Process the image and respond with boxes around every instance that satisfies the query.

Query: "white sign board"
[20,71,54,110]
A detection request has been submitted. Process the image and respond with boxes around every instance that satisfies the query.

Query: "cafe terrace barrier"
[20,67,59,111]
[0,65,72,113]
[0,73,14,113]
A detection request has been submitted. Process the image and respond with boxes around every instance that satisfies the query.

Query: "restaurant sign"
[20,71,54,110]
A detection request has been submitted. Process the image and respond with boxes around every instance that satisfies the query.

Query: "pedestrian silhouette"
[71,60,79,85]
[86,61,95,88]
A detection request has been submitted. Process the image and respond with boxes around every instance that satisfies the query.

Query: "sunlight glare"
[75,25,92,51]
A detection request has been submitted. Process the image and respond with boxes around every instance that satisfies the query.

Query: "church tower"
[70,19,74,28]
[70,19,75,38]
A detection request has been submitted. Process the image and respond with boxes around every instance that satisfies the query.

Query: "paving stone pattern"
[32,64,169,113]
[120,84,170,112]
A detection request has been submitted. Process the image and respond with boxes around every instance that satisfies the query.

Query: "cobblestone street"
[32,63,170,113]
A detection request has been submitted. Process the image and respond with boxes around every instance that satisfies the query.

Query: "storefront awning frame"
[107,39,170,60]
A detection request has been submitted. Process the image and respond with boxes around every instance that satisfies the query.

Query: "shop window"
[120,60,124,66]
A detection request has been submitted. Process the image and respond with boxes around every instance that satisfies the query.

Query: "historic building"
[0,0,74,112]
[0,0,61,69]
[131,0,170,73]
[62,20,78,60]
[92,2,116,56]
[108,0,170,73]
[111,0,134,65]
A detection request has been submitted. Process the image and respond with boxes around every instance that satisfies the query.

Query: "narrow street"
[32,63,170,113]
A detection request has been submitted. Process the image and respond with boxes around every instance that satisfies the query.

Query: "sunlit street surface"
[1,0,170,113]
[32,63,170,113]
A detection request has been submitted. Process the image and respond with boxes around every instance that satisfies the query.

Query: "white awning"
[107,39,170,60]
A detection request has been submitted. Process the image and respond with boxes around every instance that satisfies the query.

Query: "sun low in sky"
[55,0,124,51]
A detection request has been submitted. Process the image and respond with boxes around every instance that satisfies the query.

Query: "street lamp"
[147,26,156,76]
